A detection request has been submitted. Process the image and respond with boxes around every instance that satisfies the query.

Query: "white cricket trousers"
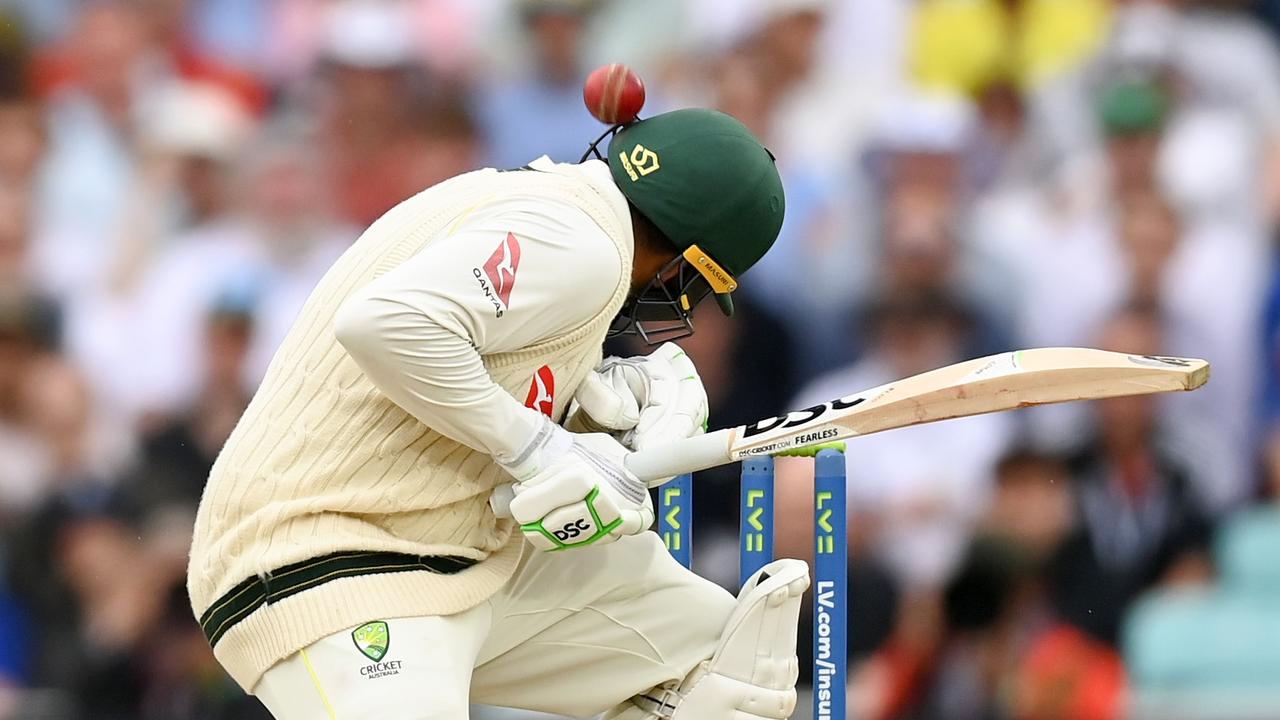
[252,533,735,719]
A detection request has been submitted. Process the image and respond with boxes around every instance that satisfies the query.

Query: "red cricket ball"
[583,63,646,125]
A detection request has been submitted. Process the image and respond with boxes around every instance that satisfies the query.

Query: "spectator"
[980,448,1076,561]
[909,0,1110,96]
[121,303,252,514]
[0,305,36,506]
[747,0,871,170]
[876,178,1014,358]
[16,356,131,510]
[402,94,484,194]
[261,0,485,86]
[1125,437,1280,718]
[861,90,1019,358]
[850,450,1124,720]
[0,183,46,299]
[964,73,1069,338]
[0,87,45,188]
[32,1,156,285]
[721,38,870,379]
[135,81,255,235]
[3,355,129,709]
[128,127,350,416]
[1017,78,1162,355]
[474,0,602,168]
[60,80,256,421]
[307,0,442,227]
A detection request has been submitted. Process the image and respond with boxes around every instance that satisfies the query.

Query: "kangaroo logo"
[524,365,555,418]
[482,232,522,309]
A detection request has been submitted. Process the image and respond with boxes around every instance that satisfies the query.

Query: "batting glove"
[496,414,654,552]
[569,342,709,466]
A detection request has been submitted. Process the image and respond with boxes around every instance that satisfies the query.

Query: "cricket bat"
[490,348,1208,516]
[624,347,1208,482]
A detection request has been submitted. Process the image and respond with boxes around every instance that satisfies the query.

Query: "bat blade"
[622,348,1208,483]
[727,348,1207,459]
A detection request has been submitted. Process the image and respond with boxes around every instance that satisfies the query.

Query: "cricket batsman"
[188,107,808,719]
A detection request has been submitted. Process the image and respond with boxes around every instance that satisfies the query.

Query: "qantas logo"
[473,232,521,317]
[484,233,521,307]
[524,365,555,418]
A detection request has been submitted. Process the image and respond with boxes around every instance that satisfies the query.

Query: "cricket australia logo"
[353,621,404,679]
[473,232,521,317]
[524,365,555,418]
[352,621,389,661]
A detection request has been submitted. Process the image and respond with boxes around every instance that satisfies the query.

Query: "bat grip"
[490,483,517,520]
[489,430,731,520]
[626,430,729,484]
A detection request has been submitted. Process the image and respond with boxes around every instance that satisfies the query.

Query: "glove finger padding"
[632,378,707,451]
[632,345,708,452]
[570,343,708,453]
[573,364,644,431]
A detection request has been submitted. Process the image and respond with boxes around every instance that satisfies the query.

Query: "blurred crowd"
[1,0,1280,718]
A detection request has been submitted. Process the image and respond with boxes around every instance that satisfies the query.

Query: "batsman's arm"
[334,218,618,462]
[334,268,545,462]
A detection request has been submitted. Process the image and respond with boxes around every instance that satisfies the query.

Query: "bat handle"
[490,483,517,520]
[626,430,731,484]
[490,431,732,520]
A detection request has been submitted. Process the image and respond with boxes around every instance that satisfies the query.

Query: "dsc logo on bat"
[741,396,866,439]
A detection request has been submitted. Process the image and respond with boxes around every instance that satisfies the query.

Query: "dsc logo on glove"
[553,518,593,541]
[519,492,624,551]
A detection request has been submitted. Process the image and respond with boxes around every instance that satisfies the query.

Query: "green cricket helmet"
[592,108,785,343]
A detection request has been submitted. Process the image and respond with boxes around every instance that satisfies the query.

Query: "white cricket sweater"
[187,158,635,690]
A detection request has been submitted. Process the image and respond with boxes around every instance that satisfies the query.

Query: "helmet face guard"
[608,245,738,345]
[609,253,710,344]
[579,125,616,163]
